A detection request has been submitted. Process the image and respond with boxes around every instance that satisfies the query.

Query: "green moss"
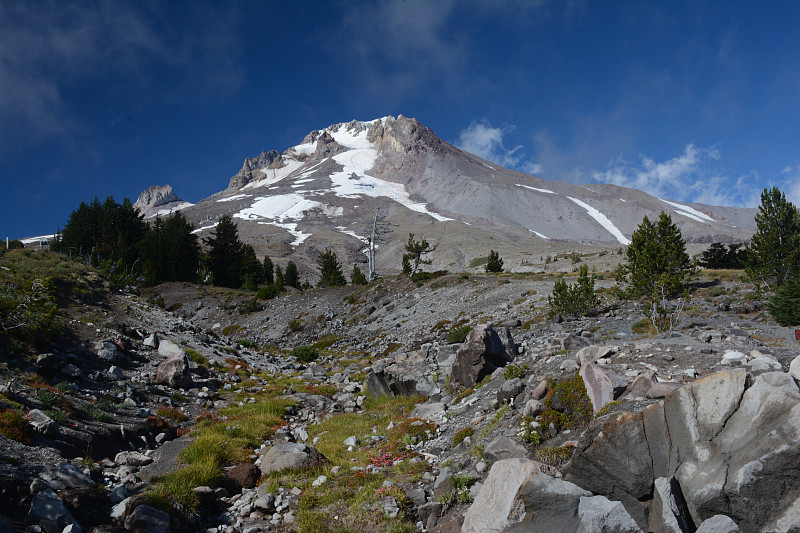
[452,426,474,447]
[539,373,593,433]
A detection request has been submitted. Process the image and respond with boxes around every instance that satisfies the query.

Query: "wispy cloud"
[589,144,764,207]
[456,119,542,174]
[780,166,800,207]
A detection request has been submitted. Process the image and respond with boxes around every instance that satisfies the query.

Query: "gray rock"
[451,325,516,389]
[790,354,800,383]
[40,463,92,490]
[576,495,643,533]
[411,402,447,421]
[107,366,124,379]
[576,345,616,364]
[695,515,740,533]
[523,399,544,417]
[484,436,530,463]
[123,503,170,532]
[743,356,782,376]
[547,333,590,356]
[157,339,185,358]
[61,363,83,378]
[497,377,525,404]
[27,409,59,437]
[114,451,153,467]
[579,362,628,414]
[144,332,159,348]
[645,381,682,399]
[624,371,657,399]
[649,477,695,533]
[96,341,119,363]
[259,442,327,475]
[27,488,78,533]
[560,358,580,372]
[720,350,747,366]
[154,352,192,389]
[343,436,359,447]
[365,348,439,397]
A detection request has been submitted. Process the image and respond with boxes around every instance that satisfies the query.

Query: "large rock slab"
[576,495,643,533]
[579,362,628,414]
[450,325,516,389]
[462,459,589,533]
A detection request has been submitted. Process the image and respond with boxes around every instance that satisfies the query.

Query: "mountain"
[139,116,756,276]
[133,184,193,218]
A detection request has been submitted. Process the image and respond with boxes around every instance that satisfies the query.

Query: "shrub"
[446,324,472,344]
[350,264,368,285]
[503,363,528,380]
[0,409,32,444]
[534,444,574,466]
[291,345,320,363]
[452,427,474,447]
[548,265,599,318]
[539,373,593,433]
[288,318,303,332]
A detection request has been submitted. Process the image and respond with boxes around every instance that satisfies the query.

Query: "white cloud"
[588,144,763,207]
[457,119,542,174]
[780,166,800,207]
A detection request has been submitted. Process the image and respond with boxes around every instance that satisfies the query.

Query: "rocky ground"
[2,255,799,532]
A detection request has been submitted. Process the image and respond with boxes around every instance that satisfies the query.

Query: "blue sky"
[2,0,800,239]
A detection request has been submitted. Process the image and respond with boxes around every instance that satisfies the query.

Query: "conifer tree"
[317,248,346,287]
[768,274,800,326]
[263,256,274,285]
[351,264,368,285]
[274,265,284,292]
[625,212,692,299]
[485,250,504,273]
[284,261,300,289]
[746,187,800,291]
[402,233,433,277]
[204,215,244,288]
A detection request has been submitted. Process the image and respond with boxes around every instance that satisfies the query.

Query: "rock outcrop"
[450,325,516,389]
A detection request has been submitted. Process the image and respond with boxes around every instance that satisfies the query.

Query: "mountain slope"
[139,116,756,276]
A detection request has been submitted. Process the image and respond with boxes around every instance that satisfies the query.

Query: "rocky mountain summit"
[134,116,757,277]
[133,185,193,219]
[2,252,799,532]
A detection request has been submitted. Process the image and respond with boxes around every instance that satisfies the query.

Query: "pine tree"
[768,274,800,326]
[746,187,800,291]
[275,265,285,292]
[317,248,346,287]
[240,244,263,291]
[204,215,244,288]
[548,265,599,318]
[284,261,300,289]
[626,212,692,299]
[402,233,433,277]
[351,264,368,285]
[485,250,504,273]
[263,256,274,285]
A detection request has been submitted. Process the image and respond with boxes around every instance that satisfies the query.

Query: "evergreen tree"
[746,187,800,291]
[768,274,800,326]
[698,243,746,269]
[275,265,284,291]
[284,261,300,289]
[317,248,346,287]
[203,215,244,288]
[240,244,262,291]
[402,233,433,277]
[263,256,274,285]
[625,212,692,299]
[548,265,599,318]
[350,264,368,285]
[485,250,504,273]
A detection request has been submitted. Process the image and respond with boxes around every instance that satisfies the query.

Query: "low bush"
[446,324,471,344]
[291,345,320,363]
[548,265,599,318]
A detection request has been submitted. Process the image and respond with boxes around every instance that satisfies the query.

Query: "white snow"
[529,229,548,240]
[235,194,322,222]
[567,197,631,245]
[217,194,250,203]
[620,199,627,203]
[260,222,311,247]
[328,146,451,221]
[517,184,556,194]
[336,227,368,243]
[20,234,56,244]
[242,159,304,189]
[659,198,715,222]
[191,222,218,234]
[151,201,194,217]
[292,142,316,155]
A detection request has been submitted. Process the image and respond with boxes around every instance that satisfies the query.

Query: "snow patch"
[529,229,548,240]
[217,194,250,203]
[19,234,56,244]
[517,184,555,194]
[336,227,368,244]
[567,197,631,245]
[151,201,194,217]
[659,198,715,222]
[292,142,316,155]
[260,222,311,247]
[191,222,219,234]
[235,194,322,222]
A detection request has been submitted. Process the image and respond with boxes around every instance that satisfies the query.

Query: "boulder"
[27,488,78,533]
[365,348,438,397]
[154,352,192,389]
[157,339,185,358]
[462,459,571,533]
[695,515,740,533]
[27,409,59,437]
[143,332,159,348]
[649,477,695,533]
[576,495,643,533]
[546,333,590,356]
[96,341,119,362]
[624,371,657,399]
[227,463,260,489]
[483,436,530,463]
[576,345,616,364]
[450,325,516,389]
[259,443,327,475]
[61,487,111,528]
[496,377,525,404]
[123,503,170,532]
[114,451,153,467]
[579,363,628,414]
[40,463,93,490]
[645,382,682,399]
[789,354,800,383]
